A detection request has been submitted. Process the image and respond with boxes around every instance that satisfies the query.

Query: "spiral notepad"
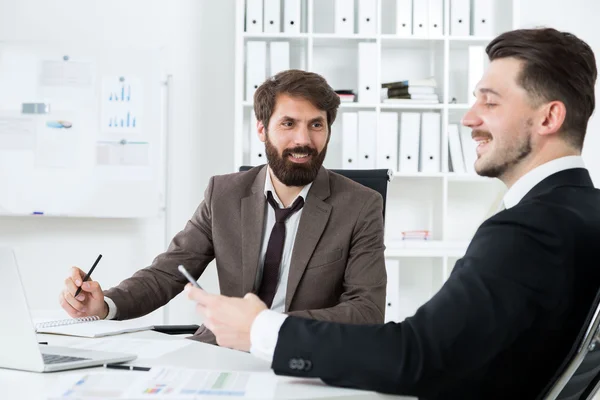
[34,316,153,338]
[35,315,100,330]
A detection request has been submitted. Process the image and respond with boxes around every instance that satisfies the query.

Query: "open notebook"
[35,316,154,338]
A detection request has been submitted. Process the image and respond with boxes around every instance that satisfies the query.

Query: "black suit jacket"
[271,168,600,399]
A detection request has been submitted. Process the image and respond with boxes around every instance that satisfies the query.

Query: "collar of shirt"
[263,167,312,207]
[503,155,585,209]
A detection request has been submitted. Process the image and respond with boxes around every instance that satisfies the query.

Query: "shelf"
[380,103,443,110]
[385,240,468,258]
[312,33,377,40]
[381,35,444,49]
[242,32,309,39]
[448,36,495,48]
[339,102,378,108]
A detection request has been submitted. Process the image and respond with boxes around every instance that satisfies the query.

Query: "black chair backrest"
[541,288,600,399]
[238,166,391,222]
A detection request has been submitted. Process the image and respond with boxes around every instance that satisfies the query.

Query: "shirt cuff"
[249,310,288,363]
[103,296,118,320]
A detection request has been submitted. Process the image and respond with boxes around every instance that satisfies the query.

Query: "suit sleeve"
[272,204,571,397]
[103,177,217,320]
[286,191,387,324]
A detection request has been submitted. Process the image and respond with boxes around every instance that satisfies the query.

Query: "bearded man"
[59,69,387,344]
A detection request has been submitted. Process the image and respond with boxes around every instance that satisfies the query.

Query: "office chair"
[238,165,392,222]
[541,288,600,399]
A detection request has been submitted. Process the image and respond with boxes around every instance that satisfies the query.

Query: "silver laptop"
[0,247,136,372]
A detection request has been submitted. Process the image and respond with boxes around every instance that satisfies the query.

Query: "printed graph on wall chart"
[100,75,143,134]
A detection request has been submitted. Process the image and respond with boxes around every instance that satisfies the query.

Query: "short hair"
[253,69,340,133]
[486,27,597,149]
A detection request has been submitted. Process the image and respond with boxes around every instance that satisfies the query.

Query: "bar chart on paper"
[101,75,143,134]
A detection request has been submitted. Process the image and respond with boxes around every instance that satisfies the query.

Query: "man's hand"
[59,266,108,319]
[185,285,267,351]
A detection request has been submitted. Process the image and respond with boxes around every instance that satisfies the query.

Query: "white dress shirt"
[249,155,587,363]
[104,167,311,319]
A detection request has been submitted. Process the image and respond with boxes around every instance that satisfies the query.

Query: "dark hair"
[486,27,597,149]
[253,69,340,133]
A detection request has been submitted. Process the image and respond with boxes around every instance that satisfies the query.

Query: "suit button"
[304,360,312,371]
[297,359,305,370]
[289,358,297,370]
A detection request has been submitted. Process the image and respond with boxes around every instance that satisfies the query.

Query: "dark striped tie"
[257,191,304,308]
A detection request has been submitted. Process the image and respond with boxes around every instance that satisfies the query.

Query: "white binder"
[448,124,466,173]
[358,0,377,35]
[284,0,302,34]
[473,0,494,37]
[419,112,441,173]
[263,0,281,33]
[358,42,378,104]
[460,125,477,174]
[428,0,444,37]
[357,111,377,169]
[245,0,264,34]
[399,112,421,173]
[249,110,266,166]
[245,41,267,102]
[450,0,471,36]
[377,112,399,172]
[342,112,359,169]
[412,0,429,37]
[335,0,355,35]
[396,0,413,36]
[269,41,290,77]
[384,258,401,323]
[468,45,485,105]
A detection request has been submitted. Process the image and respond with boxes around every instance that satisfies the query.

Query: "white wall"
[518,0,600,184]
[0,0,235,324]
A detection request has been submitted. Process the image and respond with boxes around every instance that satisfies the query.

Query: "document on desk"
[49,367,278,399]
[70,338,191,359]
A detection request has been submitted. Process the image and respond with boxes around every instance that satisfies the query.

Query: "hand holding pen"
[59,254,109,320]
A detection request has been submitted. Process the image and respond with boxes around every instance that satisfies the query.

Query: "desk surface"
[1,330,412,400]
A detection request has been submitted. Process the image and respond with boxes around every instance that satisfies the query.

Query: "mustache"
[471,129,493,140]
[282,146,318,157]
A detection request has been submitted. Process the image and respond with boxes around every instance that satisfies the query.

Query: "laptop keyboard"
[42,353,90,364]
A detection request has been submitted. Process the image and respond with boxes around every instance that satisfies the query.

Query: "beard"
[475,125,533,178]
[264,134,328,187]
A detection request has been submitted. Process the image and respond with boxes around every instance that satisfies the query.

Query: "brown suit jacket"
[104,166,387,343]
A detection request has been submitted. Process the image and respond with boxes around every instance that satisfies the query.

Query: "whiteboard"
[0,43,164,218]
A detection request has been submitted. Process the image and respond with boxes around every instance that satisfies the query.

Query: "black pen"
[38,342,48,345]
[74,254,102,297]
[104,363,151,371]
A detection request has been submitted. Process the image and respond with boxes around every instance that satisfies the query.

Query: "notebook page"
[35,319,154,338]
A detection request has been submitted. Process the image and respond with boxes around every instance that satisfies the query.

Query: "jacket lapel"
[285,167,332,310]
[241,166,267,295]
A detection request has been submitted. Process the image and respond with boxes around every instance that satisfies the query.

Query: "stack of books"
[335,90,356,103]
[381,78,439,104]
[401,230,432,240]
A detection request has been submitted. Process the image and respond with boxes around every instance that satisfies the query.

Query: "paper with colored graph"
[48,367,278,399]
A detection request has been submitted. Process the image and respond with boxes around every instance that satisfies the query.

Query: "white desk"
[1,331,412,400]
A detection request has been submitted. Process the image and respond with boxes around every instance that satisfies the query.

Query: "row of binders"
[245,0,302,34]
[246,109,478,175]
[244,41,378,104]
[341,111,442,173]
[245,41,290,102]
[396,0,495,37]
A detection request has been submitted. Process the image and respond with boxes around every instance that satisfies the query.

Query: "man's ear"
[537,100,567,137]
[257,120,267,143]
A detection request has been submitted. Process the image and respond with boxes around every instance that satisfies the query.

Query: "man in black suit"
[185,27,600,399]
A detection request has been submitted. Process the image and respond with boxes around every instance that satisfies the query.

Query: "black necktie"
[257,191,304,308]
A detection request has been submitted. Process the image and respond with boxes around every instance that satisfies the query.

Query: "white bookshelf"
[234,0,519,321]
